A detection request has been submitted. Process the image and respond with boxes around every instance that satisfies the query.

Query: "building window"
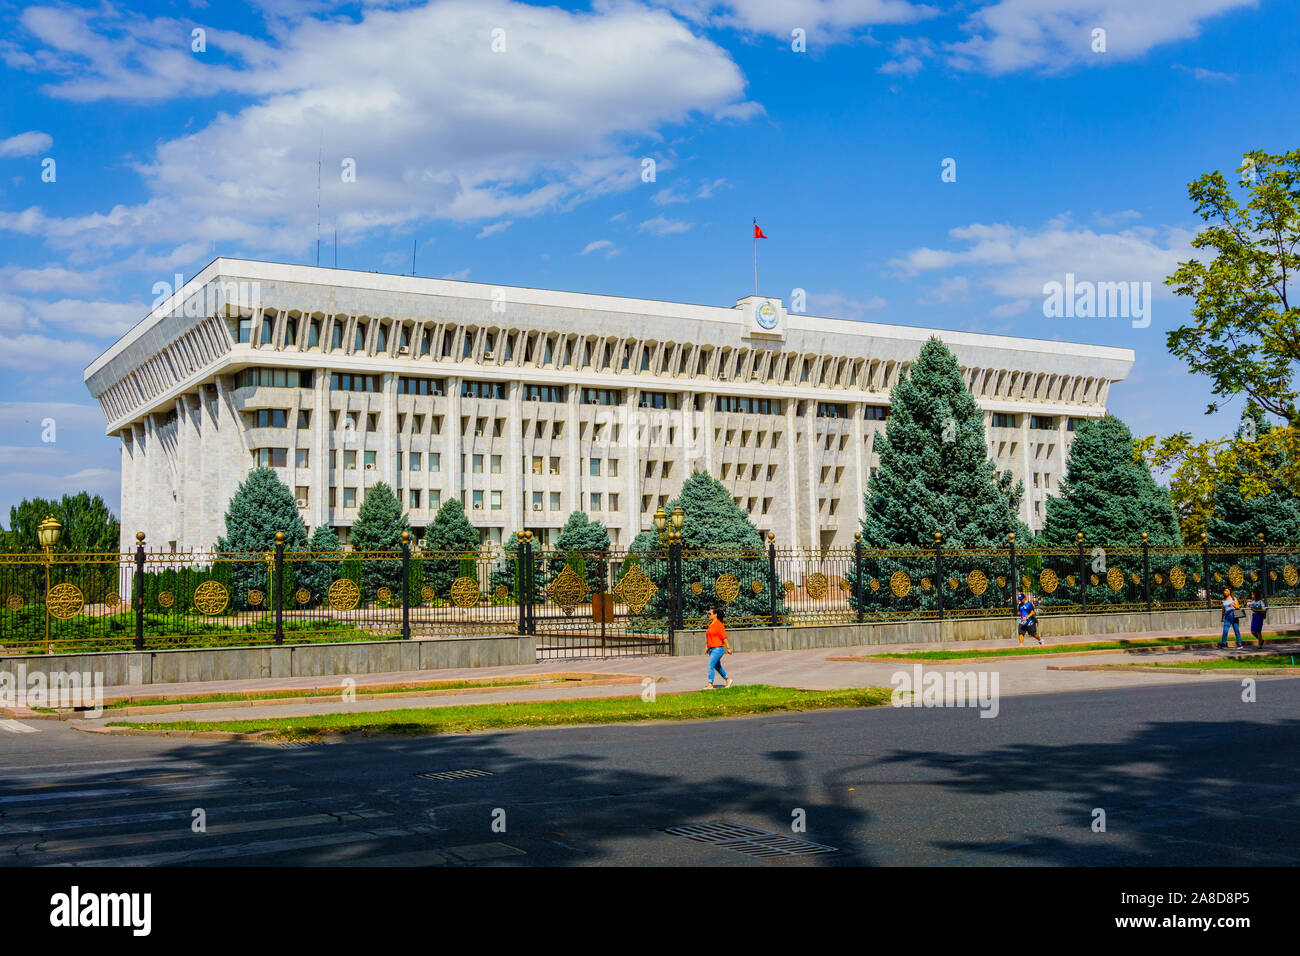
[252,409,289,428]
[715,396,782,415]
[236,368,313,389]
[330,321,343,350]
[473,454,483,474]
[490,454,501,474]
[1067,417,1083,432]
[473,490,484,509]
[524,384,565,402]
[1030,415,1057,430]
[253,448,288,467]
[363,451,376,470]
[295,486,309,506]
[329,372,380,392]
[396,452,403,472]
[608,493,618,511]
[864,405,889,421]
[366,413,378,432]
[295,448,309,468]
[608,459,619,477]
[429,490,441,509]
[591,493,602,510]
[991,413,1018,429]
[260,319,275,345]
[549,492,561,511]
[581,387,623,406]
[490,491,502,510]
[549,456,561,475]
[353,322,367,351]
[639,391,679,409]
[343,487,357,508]
[238,318,253,344]
[462,380,506,400]
[532,491,543,511]
[532,456,543,475]
[329,487,336,508]
[344,450,357,470]
[409,452,421,470]
[308,319,320,347]
[589,458,601,477]
[429,453,440,472]
[297,410,311,428]
[397,376,445,396]
[816,402,849,419]
[409,490,421,509]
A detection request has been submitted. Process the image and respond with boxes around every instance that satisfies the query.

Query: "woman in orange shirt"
[704,605,733,689]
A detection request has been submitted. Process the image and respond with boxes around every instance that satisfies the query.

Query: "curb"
[829,637,1300,665]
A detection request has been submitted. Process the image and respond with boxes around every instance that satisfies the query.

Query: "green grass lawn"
[1138,653,1300,670]
[95,675,594,710]
[108,684,893,739]
[852,633,1300,661]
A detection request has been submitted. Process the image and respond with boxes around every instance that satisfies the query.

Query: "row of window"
[235,368,314,389]
[990,414,1085,431]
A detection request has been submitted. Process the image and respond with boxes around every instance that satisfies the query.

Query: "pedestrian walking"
[704,605,732,689]
[1017,591,1043,646]
[1219,586,1244,649]
[1247,588,1267,648]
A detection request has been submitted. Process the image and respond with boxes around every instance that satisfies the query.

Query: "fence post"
[670,534,683,631]
[516,531,528,635]
[273,532,285,645]
[401,531,411,641]
[934,532,944,622]
[598,548,607,650]
[1202,532,1212,610]
[1077,532,1087,616]
[1141,532,1151,613]
[134,531,146,652]
[854,533,864,625]
[1258,532,1268,599]
[1007,533,1018,631]
[767,533,779,627]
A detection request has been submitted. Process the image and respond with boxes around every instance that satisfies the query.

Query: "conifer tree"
[215,467,307,608]
[298,525,341,606]
[850,337,1025,615]
[423,498,479,598]
[552,511,612,593]
[349,481,409,597]
[630,471,785,626]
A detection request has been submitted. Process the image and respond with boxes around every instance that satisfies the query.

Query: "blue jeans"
[1220,615,1241,645]
[707,646,728,683]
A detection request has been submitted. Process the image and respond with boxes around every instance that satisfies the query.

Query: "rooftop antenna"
[334,228,338,268]
[314,140,322,267]
[412,239,417,276]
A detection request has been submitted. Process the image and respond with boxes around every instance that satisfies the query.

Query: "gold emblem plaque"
[889,570,911,598]
[804,573,828,600]
[193,581,229,616]
[613,563,657,614]
[1040,569,1058,593]
[968,570,988,595]
[451,576,483,609]
[715,573,740,603]
[46,583,84,620]
[328,578,361,612]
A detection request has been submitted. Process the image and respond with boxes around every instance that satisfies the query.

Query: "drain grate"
[415,769,496,782]
[660,822,839,859]
[276,740,321,749]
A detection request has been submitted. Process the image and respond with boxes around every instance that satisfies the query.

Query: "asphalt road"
[2,677,1297,866]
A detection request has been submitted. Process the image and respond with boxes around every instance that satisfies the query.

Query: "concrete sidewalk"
[30,627,1297,729]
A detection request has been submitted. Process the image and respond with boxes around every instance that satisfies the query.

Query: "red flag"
[753,222,767,239]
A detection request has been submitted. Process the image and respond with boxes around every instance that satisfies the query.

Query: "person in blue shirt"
[1246,588,1267,648]
[1218,586,1244,649]
[1017,591,1043,646]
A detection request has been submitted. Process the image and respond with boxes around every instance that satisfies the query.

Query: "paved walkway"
[18,626,1295,729]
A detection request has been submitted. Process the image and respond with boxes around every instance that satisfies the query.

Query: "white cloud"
[652,187,689,206]
[918,275,970,304]
[945,0,1256,75]
[0,1,756,257]
[440,268,471,280]
[890,215,1197,306]
[0,130,53,157]
[655,0,936,43]
[1173,63,1237,81]
[807,290,887,319]
[639,216,694,236]
[476,220,512,239]
[580,239,620,258]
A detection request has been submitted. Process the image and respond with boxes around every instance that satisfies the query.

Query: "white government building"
[85,259,1134,554]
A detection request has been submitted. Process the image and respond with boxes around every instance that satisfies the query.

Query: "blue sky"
[0,0,1296,523]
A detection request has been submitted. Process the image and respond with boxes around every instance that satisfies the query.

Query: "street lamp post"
[37,515,62,654]
[652,506,686,630]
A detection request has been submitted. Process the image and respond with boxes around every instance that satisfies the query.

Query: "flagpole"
[753,218,758,296]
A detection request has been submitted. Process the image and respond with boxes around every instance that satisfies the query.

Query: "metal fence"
[2,532,1296,658]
